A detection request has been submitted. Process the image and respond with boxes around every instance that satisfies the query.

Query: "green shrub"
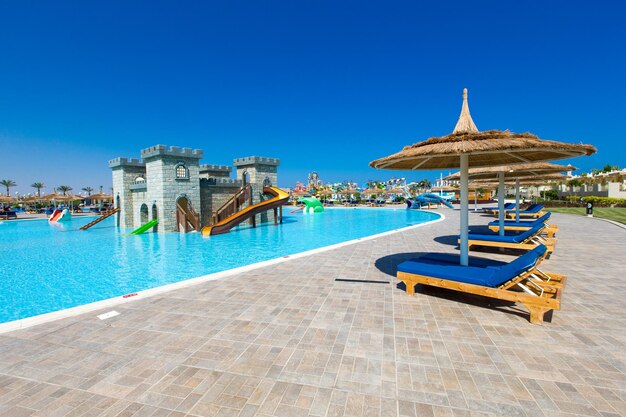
[542,190,559,200]
[581,196,626,207]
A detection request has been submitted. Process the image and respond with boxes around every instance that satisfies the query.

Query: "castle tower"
[233,156,280,224]
[141,145,203,233]
[109,157,146,228]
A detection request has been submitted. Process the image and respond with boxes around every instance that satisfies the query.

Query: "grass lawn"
[548,207,626,225]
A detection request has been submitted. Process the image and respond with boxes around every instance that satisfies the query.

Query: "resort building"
[109,145,280,233]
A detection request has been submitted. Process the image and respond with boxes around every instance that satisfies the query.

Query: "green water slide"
[301,197,324,214]
[130,219,158,235]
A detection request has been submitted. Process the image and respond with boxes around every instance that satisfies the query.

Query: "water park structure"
[109,145,284,234]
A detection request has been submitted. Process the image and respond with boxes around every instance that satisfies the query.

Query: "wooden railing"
[212,184,251,225]
[80,208,120,230]
[177,200,200,232]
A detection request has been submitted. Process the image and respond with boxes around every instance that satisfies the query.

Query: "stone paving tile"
[0,208,625,416]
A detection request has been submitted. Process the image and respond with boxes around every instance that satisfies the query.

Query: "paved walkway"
[0,209,624,417]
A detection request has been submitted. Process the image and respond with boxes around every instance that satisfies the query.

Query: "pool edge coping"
[0,210,445,334]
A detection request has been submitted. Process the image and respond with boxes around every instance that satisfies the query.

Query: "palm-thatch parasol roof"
[22,196,43,203]
[41,193,67,201]
[432,185,458,191]
[87,193,113,201]
[0,195,16,203]
[338,189,358,195]
[473,173,568,187]
[370,90,595,171]
[444,162,576,181]
[363,188,383,195]
[385,188,405,194]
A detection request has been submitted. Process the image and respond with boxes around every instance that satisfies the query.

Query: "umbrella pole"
[474,186,478,211]
[515,178,520,222]
[460,154,469,266]
[498,172,505,236]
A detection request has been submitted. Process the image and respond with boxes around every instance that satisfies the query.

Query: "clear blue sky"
[1,0,624,194]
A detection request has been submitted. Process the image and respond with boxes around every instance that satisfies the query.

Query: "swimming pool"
[0,208,440,325]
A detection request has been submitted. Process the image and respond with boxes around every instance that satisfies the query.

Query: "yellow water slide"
[201,186,289,236]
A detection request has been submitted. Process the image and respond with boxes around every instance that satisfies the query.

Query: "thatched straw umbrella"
[370,88,596,265]
[87,193,113,201]
[445,162,575,222]
[0,195,15,209]
[474,173,568,204]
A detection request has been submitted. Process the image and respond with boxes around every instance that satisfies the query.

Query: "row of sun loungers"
[396,206,566,324]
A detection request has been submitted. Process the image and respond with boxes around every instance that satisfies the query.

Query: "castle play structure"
[102,145,288,235]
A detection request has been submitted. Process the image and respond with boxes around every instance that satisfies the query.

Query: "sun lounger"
[505,204,545,219]
[0,210,17,220]
[483,202,515,214]
[397,245,566,324]
[465,223,556,253]
[488,212,558,238]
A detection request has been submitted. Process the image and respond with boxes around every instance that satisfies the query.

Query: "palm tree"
[57,185,73,196]
[0,179,16,196]
[407,183,420,196]
[31,182,45,197]
[99,185,103,194]
[82,186,93,196]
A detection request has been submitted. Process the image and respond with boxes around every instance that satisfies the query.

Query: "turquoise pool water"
[0,208,439,324]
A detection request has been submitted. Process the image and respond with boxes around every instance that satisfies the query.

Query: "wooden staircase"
[80,208,120,230]
[177,201,200,232]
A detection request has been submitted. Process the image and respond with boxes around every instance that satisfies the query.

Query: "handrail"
[212,184,251,225]
[202,186,289,236]
[80,207,120,230]
[177,200,200,232]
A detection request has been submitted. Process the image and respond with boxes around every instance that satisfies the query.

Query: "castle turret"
[233,156,280,224]
[141,145,203,232]
[109,157,146,228]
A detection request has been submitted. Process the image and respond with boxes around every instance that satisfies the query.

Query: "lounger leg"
[404,280,415,295]
[526,305,551,324]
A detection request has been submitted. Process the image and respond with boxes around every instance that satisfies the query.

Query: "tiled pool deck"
[0,209,624,417]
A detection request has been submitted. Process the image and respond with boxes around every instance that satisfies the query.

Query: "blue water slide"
[407,193,454,209]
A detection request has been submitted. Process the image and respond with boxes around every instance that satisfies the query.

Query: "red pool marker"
[122,293,138,298]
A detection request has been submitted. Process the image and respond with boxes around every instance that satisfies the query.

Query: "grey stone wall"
[199,178,243,227]
[144,154,202,233]
[109,158,146,229]
[131,191,149,229]
[233,156,280,225]
[200,164,232,179]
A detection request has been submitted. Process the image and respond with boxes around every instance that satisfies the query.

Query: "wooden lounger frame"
[505,211,545,219]
[489,224,558,238]
[398,265,566,324]
[465,230,556,253]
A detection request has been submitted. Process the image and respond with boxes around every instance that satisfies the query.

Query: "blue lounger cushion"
[506,204,543,214]
[467,223,543,243]
[483,202,515,211]
[417,253,507,268]
[397,245,547,288]
[489,212,551,228]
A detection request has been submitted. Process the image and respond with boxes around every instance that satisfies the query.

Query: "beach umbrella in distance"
[370,88,596,265]
[473,173,568,205]
[472,173,568,188]
[87,193,113,201]
[0,195,15,205]
[445,162,575,222]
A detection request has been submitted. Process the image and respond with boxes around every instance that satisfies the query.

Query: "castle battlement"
[200,178,243,186]
[200,164,232,173]
[233,156,280,167]
[141,144,204,160]
[108,157,146,168]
